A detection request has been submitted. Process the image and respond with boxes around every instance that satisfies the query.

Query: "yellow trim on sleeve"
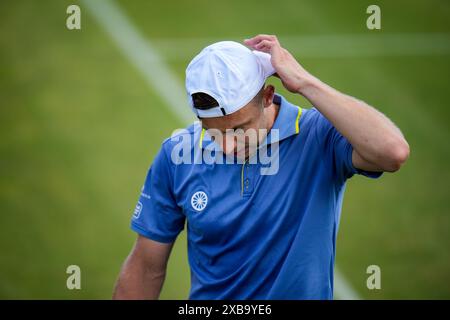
[295,106,302,134]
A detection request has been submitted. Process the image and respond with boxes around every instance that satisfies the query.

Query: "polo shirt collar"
[265,94,302,145]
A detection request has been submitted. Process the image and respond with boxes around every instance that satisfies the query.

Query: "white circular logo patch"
[191,191,208,211]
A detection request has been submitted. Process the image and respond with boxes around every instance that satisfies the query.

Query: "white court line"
[83,0,360,300]
[81,0,195,125]
[334,268,360,300]
[149,33,450,60]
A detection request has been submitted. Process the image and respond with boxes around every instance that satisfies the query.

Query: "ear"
[262,85,275,108]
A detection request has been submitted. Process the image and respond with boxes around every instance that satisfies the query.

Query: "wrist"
[296,74,324,98]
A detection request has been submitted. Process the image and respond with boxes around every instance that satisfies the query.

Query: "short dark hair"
[191,92,219,110]
[191,85,265,111]
[251,85,265,105]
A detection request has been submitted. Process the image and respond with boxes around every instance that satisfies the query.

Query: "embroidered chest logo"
[191,191,208,211]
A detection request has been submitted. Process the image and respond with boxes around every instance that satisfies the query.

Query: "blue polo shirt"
[131,94,382,299]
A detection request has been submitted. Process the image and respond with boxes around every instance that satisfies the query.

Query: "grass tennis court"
[0,0,449,299]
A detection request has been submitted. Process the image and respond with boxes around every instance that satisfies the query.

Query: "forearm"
[113,255,165,300]
[244,34,409,171]
[298,75,409,170]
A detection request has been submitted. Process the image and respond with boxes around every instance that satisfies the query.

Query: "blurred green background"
[0,0,449,299]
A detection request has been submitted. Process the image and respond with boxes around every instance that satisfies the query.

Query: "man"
[113,35,409,299]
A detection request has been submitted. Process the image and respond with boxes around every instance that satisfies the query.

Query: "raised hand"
[244,34,311,93]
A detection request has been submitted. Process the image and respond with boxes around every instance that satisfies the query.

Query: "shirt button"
[244,179,250,188]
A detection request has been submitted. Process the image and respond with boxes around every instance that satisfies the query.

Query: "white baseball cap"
[185,41,276,118]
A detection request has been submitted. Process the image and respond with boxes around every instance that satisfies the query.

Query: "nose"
[221,135,236,155]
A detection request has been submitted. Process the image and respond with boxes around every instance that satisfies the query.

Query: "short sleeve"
[312,109,383,182]
[130,144,185,243]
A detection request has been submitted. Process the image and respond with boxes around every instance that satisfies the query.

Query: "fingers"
[244,35,280,54]
[254,39,273,53]
[244,34,279,46]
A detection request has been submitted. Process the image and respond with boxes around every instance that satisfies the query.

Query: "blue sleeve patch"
[130,143,185,243]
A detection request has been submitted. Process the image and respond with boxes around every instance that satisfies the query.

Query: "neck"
[265,102,280,132]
